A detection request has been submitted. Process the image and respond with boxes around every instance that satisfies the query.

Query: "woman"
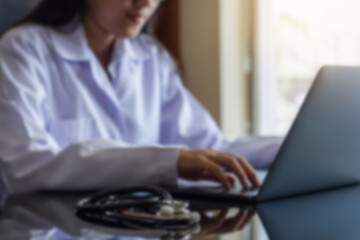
[0,0,281,193]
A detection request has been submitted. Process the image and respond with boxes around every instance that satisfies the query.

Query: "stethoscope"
[76,186,201,234]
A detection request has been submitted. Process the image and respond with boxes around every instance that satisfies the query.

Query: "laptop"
[168,66,360,204]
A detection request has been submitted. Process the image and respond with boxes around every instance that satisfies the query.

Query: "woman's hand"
[177,149,260,189]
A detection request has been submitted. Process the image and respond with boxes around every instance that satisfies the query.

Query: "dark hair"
[19,0,157,34]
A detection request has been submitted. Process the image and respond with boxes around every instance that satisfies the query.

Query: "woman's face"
[85,0,160,38]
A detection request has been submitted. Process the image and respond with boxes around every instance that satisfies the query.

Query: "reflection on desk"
[257,184,360,240]
[0,193,253,240]
[3,184,359,240]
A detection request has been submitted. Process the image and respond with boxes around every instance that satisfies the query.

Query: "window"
[254,0,360,135]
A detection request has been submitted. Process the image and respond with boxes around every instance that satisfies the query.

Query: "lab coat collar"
[122,36,152,61]
[49,23,91,61]
[50,22,151,62]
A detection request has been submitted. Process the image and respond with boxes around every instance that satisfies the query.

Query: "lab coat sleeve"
[0,32,180,193]
[158,50,283,169]
[219,136,283,169]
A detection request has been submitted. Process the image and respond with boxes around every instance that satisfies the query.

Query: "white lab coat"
[0,22,282,193]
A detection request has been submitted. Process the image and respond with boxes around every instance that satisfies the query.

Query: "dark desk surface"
[1,185,360,240]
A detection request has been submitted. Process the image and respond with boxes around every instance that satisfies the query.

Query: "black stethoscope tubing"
[76,185,171,212]
[76,185,197,230]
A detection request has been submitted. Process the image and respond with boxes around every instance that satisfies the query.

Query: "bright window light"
[255,0,360,135]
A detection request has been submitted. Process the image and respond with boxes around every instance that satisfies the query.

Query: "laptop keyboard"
[240,187,260,196]
[227,185,260,195]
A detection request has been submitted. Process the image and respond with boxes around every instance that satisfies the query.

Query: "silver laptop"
[168,66,360,204]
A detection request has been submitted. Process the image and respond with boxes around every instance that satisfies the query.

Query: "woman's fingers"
[239,159,261,187]
[228,154,261,187]
[177,149,260,189]
[199,157,232,188]
[206,151,255,189]
[200,172,237,187]
[221,157,249,189]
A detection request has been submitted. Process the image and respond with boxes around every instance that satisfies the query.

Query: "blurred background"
[158,0,360,139]
[1,0,360,140]
[1,1,358,239]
